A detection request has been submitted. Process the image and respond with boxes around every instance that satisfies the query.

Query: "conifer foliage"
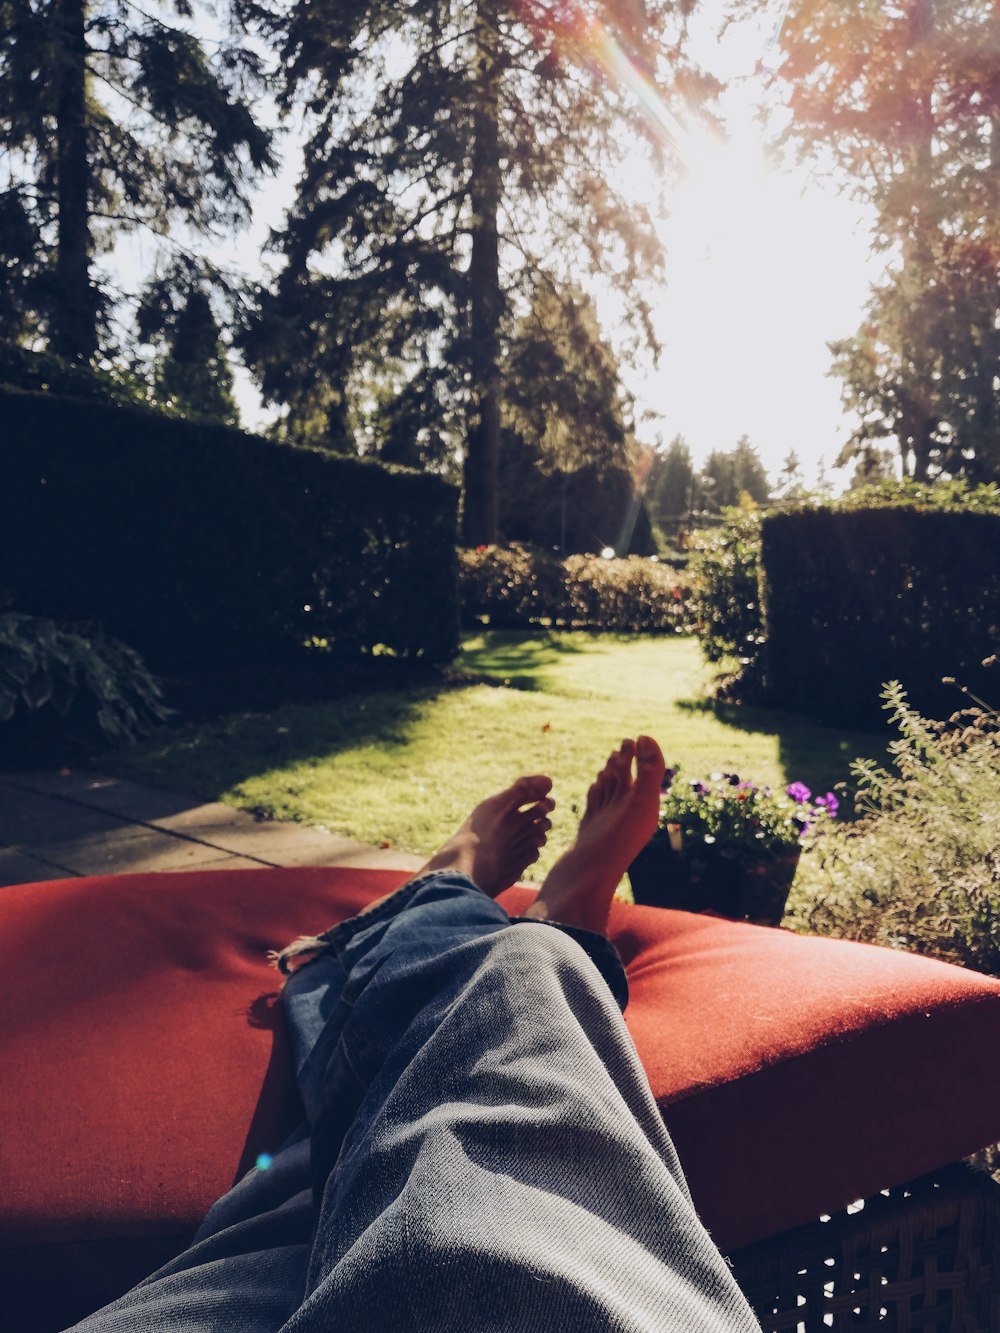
[0,0,275,365]
[247,0,710,542]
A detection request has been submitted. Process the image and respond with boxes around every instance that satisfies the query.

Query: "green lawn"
[108,632,888,880]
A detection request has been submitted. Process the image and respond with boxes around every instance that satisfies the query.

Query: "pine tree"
[247,0,714,543]
[137,267,241,426]
[0,0,275,364]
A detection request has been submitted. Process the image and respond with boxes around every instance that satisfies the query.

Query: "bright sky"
[604,7,881,488]
[629,126,877,488]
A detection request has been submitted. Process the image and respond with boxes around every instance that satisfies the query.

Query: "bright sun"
[622,114,876,485]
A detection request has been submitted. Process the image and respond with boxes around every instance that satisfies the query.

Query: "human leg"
[67,748,760,1330]
[277,738,760,1330]
[63,777,555,1332]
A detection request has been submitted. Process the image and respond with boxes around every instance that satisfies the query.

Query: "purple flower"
[815,791,840,818]
[726,773,741,786]
[786,781,812,804]
[690,780,707,795]
[662,767,677,790]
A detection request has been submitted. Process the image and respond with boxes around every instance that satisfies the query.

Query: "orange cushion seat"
[6,868,1000,1331]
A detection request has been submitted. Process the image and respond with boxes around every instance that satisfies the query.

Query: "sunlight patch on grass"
[112,633,887,879]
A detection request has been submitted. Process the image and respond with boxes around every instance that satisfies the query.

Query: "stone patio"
[0,768,423,887]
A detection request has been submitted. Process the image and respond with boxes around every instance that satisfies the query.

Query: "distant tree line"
[644,434,798,536]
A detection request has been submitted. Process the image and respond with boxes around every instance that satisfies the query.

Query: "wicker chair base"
[727,1164,1000,1331]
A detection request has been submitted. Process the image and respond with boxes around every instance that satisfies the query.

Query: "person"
[68,737,761,1331]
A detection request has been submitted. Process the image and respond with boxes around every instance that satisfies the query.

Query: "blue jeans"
[69,873,760,1330]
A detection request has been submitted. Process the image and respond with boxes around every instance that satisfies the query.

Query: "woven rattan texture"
[728,1164,1000,1331]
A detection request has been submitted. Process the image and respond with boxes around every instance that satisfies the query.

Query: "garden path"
[0,769,423,888]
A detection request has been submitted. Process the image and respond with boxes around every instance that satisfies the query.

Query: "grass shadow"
[456,629,596,692]
[97,679,454,806]
[674,693,890,797]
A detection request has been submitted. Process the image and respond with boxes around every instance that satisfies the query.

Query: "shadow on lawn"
[456,629,593,692]
[101,680,453,806]
[675,694,889,799]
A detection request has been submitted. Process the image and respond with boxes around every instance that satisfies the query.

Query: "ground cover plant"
[788,676,1000,974]
[105,632,884,881]
[1,613,170,763]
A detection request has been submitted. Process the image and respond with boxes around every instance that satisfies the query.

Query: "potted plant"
[628,769,839,925]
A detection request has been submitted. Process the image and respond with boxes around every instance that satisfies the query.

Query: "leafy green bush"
[561,554,693,632]
[685,512,764,687]
[457,545,566,629]
[457,545,694,633]
[787,678,1000,974]
[1,613,171,760]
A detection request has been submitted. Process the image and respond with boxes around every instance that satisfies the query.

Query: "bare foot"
[416,775,555,896]
[525,736,665,934]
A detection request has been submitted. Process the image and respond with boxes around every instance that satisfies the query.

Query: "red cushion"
[5,868,1000,1329]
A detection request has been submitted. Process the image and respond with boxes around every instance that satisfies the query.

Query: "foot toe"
[508,774,553,806]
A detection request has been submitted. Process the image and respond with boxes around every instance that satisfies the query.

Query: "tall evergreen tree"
[247,0,715,543]
[0,0,275,363]
[497,282,644,551]
[136,263,241,425]
[760,0,1000,480]
[648,434,695,524]
[698,435,770,511]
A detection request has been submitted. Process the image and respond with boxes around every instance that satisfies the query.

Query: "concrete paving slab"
[145,801,261,834]
[0,785,130,846]
[0,846,76,887]
[174,854,274,873]
[0,768,428,882]
[153,818,370,861]
[2,770,136,800]
[324,845,425,872]
[37,827,259,877]
[36,774,199,824]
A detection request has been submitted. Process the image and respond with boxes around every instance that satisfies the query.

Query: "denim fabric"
[69,873,760,1331]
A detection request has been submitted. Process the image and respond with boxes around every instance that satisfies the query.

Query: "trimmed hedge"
[759,507,1000,726]
[1,388,459,674]
[458,545,694,633]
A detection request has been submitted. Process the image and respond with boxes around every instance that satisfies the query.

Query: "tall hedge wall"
[0,388,459,672]
[759,507,1000,726]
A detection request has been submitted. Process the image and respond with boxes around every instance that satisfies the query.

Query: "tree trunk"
[463,0,502,546]
[51,0,96,363]
[897,0,936,480]
[971,95,1000,478]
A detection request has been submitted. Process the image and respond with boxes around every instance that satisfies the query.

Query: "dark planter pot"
[627,836,800,926]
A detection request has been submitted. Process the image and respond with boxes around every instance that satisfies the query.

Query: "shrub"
[1,387,459,675]
[457,545,694,633]
[685,512,764,687]
[759,505,1000,726]
[787,679,1000,974]
[0,612,171,761]
[457,545,566,629]
[686,483,1000,717]
[561,555,694,632]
